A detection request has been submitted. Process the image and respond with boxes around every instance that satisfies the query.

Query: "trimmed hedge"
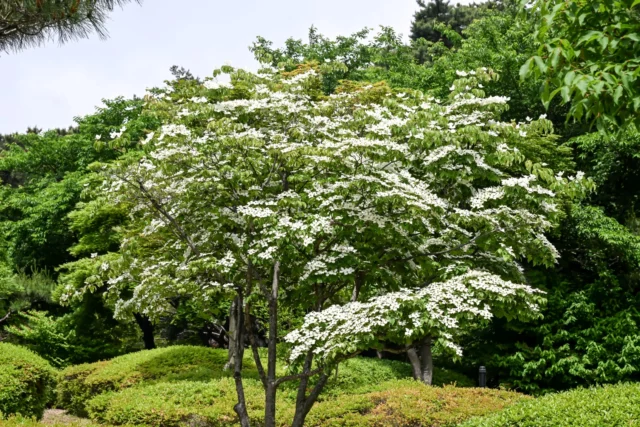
[56,346,260,417]
[461,382,640,427]
[57,346,474,418]
[0,343,57,420]
[88,379,525,426]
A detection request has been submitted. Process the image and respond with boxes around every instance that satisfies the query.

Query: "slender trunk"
[133,313,155,350]
[264,261,280,427]
[232,291,251,427]
[291,371,329,427]
[350,271,364,302]
[290,351,330,427]
[226,297,239,370]
[407,347,422,380]
[420,337,433,385]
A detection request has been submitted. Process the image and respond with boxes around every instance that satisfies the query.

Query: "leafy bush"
[0,343,57,420]
[56,345,476,423]
[320,357,474,397]
[88,379,522,426]
[56,346,251,416]
[462,383,640,427]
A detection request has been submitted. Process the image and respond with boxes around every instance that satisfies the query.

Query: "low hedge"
[56,345,256,417]
[461,382,640,427]
[88,379,525,426]
[58,345,474,418]
[0,343,57,420]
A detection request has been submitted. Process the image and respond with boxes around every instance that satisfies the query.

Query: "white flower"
[91,253,98,258]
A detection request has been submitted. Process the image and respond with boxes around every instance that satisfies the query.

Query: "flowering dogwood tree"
[71,64,589,427]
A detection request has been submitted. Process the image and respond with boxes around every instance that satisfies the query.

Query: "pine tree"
[0,0,140,53]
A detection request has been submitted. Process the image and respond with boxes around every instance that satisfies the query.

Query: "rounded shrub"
[461,383,640,427]
[56,346,254,416]
[317,357,474,398]
[0,343,57,420]
[86,378,525,426]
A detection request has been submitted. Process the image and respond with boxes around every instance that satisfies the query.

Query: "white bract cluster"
[285,271,544,363]
[71,65,589,360]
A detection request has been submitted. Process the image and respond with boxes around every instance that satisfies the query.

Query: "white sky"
[0,0,475,134]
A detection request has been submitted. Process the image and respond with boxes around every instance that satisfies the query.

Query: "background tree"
[0,0,141,53]
[521,0,640,131]
[410,0,502,55]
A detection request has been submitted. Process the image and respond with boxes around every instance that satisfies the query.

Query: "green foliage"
[0,270,55,328]
[87,379,521,427]
[571,129,640,224]
[410,0,501,51]
[462,383,640,427]
[4,311,73,368]
[320,357,474,397]
[0,413,123,427]
[253,13,583,139]
[56,346,253,416]
[523,0,640,131]
[57,345,474,420]
[0,1,140,53]
[0,343,57,420]
[460,203,640,393]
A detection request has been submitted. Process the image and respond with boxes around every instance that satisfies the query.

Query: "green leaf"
[564,70,576,86]
[534,56,548,74]
[519,57,534,80]
[614,85,624,104]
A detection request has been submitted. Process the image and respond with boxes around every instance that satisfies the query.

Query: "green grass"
[0,343,57,420]
[461,382,640,427]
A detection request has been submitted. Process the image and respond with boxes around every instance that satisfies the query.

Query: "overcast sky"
[0,0,475,134]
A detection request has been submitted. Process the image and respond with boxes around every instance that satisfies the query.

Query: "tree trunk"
[133,313,155,350]
[290,351,329,427]
[420,337,433,385]
[231,291,251,427]
[264,261,280,427]
[226,296,239,370]
[407,347,422,380]
[350,271,364,302]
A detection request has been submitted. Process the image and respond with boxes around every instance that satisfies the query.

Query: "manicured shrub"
[56,346,257,416]
[306,381,528,426]
[318,357,474,398]
[461,382,640,427]
[0,343,57,420]
[87,379,524,426]
[58,345,474,418]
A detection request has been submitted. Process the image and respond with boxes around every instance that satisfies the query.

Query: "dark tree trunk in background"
[420,337,433,385]
[406,336,433,385]
[407,347,422,380]
[226,296,240,370]
[133,313,155,350]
